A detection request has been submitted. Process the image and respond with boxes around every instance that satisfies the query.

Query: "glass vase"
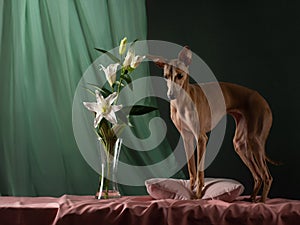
[95,138,122,199]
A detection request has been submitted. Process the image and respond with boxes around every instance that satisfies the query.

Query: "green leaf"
[86,83,112,97]
[130,39,139,48]
[82,86,96,96]
[94,48,120,63]
[100,87,113,97]
[122,105,157,116]
[121,73,133,90]
[86,82,101,90]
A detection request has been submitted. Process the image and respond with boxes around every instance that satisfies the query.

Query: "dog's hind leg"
[233,138,263,202]
[259,156,273,203]
[246,103,273,202]
[248,137,273,203]
[232,112,263,202]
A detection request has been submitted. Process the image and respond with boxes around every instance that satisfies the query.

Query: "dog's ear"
[178,46,192,66]
[146,54,166,68]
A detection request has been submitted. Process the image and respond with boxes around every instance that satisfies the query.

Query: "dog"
[149,46,275,202]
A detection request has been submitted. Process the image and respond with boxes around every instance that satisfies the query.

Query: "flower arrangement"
[83,37,156,199]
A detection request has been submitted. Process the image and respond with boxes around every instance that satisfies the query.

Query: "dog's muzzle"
[167,93,176,100]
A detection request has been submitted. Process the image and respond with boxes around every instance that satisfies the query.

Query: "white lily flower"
[130,55,146,68]
[83,90,123,127]
[123,48,145,69]
[123,48,135,67]
[100,63,119,87]
[119,37,127,55]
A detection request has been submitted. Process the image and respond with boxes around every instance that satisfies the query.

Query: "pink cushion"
[145,178,244,202]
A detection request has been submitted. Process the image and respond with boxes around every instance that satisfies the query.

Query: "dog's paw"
[195,189,203,199]
[244,196,260,203]
[195,185,204,199]
[194,180,205,199]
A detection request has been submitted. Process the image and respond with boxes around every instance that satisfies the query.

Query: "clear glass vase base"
[95,190,121,199]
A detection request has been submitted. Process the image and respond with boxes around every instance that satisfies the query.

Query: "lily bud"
[100,63,119,87]
[119,37,127,55]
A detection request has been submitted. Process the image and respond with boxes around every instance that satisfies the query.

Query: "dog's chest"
[171,104,198,132]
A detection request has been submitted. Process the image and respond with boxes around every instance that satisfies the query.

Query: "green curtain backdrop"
[0,0,184,197]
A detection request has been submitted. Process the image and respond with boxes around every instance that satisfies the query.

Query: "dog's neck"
[170,74,193,107]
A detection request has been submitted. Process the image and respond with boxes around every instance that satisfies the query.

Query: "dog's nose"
[168,94,176,100]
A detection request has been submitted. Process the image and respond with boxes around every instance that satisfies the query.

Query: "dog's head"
[149,46,192,100]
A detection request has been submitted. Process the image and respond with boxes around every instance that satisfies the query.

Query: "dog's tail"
[265,155,282,166]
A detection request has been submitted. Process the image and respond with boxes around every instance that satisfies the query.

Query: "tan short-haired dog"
[150,47,275,202]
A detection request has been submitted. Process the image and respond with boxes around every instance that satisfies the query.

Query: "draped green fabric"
[0,0,185,197]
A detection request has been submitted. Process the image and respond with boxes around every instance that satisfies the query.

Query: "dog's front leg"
[182,131,197,193]
[195,133,208,199]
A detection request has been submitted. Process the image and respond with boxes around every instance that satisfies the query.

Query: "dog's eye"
[177,73,183,79]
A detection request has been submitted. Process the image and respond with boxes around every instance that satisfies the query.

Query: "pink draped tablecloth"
[0,195,299,225]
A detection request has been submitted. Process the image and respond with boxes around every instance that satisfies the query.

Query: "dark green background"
[146,0,299,199]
